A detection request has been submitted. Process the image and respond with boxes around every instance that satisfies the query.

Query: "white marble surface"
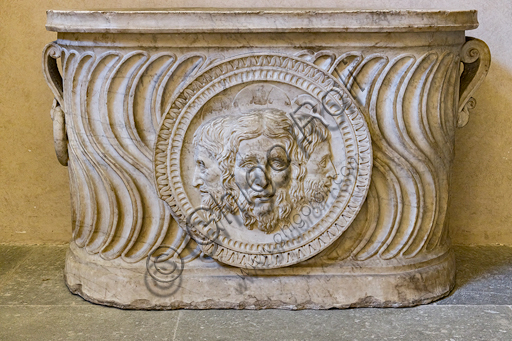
[45,9,478,33]
[42,9,490,309]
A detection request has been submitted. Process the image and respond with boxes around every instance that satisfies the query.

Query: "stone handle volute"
[42,42,68,166]
[457,37,491,128]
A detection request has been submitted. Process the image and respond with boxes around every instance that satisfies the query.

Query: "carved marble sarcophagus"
[42,9,490,309]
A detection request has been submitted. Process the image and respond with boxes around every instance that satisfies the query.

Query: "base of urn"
[64,242,455,310]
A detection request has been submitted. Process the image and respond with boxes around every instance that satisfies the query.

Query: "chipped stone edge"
[64,244,456,310]
[65,279,454,310]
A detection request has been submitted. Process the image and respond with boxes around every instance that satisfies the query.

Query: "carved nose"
[251,167,269,191]
[192,167,203,187]
[327,159,337,179]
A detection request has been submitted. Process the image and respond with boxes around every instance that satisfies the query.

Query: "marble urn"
[42,9,490,309]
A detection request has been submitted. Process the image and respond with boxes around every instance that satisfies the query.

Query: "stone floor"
[0,245,511,340]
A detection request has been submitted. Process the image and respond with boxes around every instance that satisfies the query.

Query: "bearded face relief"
[192,116,233,220]
[157,59,372,269]
[295,116,337,205]
[224,109,298,234]
[193,147,223,210]
[190,106,340,235]
[305,140,337,204]
[234,137,291,234]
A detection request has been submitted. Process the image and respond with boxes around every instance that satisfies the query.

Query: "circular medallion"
[154,54,372,269]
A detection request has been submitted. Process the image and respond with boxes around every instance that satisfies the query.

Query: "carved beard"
[199,185,226,222]
[239,187,292,234]
[304,177,331,205]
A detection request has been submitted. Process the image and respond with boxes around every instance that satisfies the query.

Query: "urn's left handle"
[42,42,68,166]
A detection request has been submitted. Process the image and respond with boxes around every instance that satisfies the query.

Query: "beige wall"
[0,0,510,245]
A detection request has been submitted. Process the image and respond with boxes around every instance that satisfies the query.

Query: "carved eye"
[319,158,327,168]
[270,157,287,171]
[240,161,256,169]
[197,160,206,168]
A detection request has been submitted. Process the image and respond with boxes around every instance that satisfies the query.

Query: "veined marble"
[42,9,490,309]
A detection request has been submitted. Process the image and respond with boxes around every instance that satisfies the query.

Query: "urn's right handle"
[457,37,491,128]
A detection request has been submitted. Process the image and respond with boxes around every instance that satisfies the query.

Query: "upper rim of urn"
[46,9,478,33]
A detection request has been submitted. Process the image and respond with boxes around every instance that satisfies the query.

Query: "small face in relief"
[223,109,298,234]
[192,116,233,219]
[193,146,224,205]
[294,116,337,205]
[304,139,337,204]
[191,108,339,234]
[235,136,291,217]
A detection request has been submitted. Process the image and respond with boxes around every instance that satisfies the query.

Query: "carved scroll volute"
[42,42,68,166]
[457,37,491,128]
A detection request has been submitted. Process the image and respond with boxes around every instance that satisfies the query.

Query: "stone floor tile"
[0,305,179,341]
[1,244,512,341]
[0,245,33,282]
[175,306,512,341]
[437,246,512,305]
[0,245,86,306]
